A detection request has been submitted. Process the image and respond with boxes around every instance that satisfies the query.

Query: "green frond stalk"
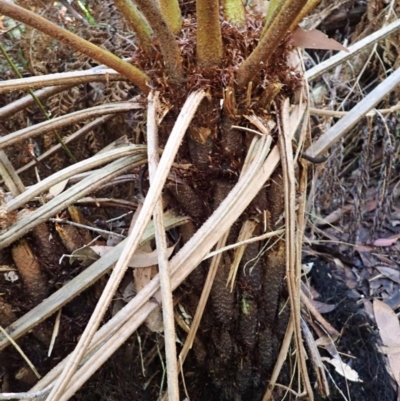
[0,1,150,94]
[236,0,308,90]
[114,0,152,52]
[196,0,223,68]
[264,0,281,28]
[0,43,77,163]
[223,0,246,28]
[289,0,322,31]
[134,0,183,82]
[157,0,182,34]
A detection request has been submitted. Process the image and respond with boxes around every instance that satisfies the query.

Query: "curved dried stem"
[114,0,152,52]
[7,145,146,212]
[0,69,124,94]
[134,0,183,82]
[0,86,71,120]
[158,0,182,34]
[0,1,150,93]
[0,155,147,250]
[223,0,246,28]
[236,0,308,89]
[147,91,180,401]
[0,102,141,150]
[196,0,223,68]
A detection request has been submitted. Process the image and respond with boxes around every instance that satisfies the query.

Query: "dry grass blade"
[147,91,179,401]
[7,145,146,212]
[280,99,312,399]
[204,228,285,260]
[0,212,188,351]
[0,56,135,119]
[301,317,330,397]
[0,102,142,150]
[0,151,25,196]
[262,100,308,401]
[306,18,400,81]
[0,154,146,249]
[45,90,206,401]
[309,104,400,117]
[0,69,124,93]
[305,66,400,158]
[0,326,40,380]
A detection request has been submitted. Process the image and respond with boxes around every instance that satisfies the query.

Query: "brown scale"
[187,97,219,170]
[31,223,66,274]
[55,223,88,254]
[258,327,281,376]
[211,326,234,363]
[219,115,244,158]
[236,355,257,395]
[261,168,286,327]
[11,239,48,304]
[210,262,236,326]
[187,126,214,170]
[167,182,208,220]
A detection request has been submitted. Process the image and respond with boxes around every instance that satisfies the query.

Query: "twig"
[203,228,285,259]
[309,103,400,117]
[50,218,126,239]
[279,99,313,398]
[0,326,41,380]
[0,69,124,93]
[147,90,180,401]
[8,145,146,212]
[0,385,52,400]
